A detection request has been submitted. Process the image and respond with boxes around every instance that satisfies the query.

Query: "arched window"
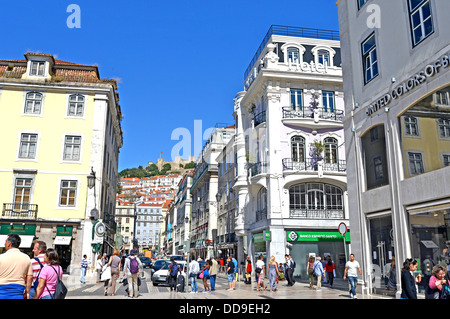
[291,136,305,162]
[289,183,344,218]
[24,92,43,114]
[324,137,338,164]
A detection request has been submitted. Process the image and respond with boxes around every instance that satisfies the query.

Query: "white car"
[151,261,186,286]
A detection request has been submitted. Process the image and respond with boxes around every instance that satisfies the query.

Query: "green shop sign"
[56,226,73,236]
[287,230,350,242]
[253,231,271,243]
[0,224,36,235]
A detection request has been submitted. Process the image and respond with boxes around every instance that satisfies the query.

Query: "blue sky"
[1,0,339,171]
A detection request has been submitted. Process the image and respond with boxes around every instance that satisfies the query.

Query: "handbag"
[100,265,111,282]
[199,270,204,279]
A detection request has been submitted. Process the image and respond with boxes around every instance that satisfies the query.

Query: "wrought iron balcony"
[2,203,38,219]
[282,158,346,172]
[290,208,344,219]
[256,208,267,222]
[253,111,266,127]
[249,162,267,177]
[282,107,344,121]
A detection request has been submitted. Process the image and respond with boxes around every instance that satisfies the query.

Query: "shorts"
[227,273,234,283]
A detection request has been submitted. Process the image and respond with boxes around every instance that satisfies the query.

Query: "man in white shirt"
[189,255,200,293]
[343,253,362,299]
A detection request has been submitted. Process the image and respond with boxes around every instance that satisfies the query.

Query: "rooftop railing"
[244,25,340,80]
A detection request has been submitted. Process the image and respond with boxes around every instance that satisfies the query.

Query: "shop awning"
[0,235,35,248]
[54,236,72,245]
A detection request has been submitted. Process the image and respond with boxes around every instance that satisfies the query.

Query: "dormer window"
[311,46,336,67]
[30,61,46,76]
[281,43,306,65]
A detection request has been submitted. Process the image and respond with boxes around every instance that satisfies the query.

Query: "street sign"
[338,222,347,236]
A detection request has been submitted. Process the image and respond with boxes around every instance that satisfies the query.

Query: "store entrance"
[55,245,72,273]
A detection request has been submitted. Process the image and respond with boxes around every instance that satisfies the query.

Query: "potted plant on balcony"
[309,139,324,171]
[308,92,320,119]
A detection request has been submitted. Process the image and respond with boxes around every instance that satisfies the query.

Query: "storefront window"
[368,215,396,293]
[409,209,450,294]
[399,84,450,178]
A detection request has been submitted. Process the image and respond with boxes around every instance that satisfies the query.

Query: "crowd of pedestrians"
[1,232,449,299]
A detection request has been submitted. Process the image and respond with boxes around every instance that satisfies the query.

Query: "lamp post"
[184,216,190,293]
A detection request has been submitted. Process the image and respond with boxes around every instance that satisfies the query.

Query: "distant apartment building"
[337,0,450,297]
[0,52,122,271]
[189,126,234,259]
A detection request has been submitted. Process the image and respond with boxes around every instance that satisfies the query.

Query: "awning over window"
[54,236,72,245]
[0,235,35,248]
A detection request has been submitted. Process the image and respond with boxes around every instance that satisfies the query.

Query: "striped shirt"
[31,254,46,283]
[81,258,88,268]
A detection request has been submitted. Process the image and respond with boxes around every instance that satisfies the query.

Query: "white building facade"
[337,0,450,297]
[234,25,349,278]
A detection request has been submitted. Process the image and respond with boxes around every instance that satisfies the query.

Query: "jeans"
[348,276,358,296]
[80,267,87,283]
[190,275,198,292]
[210,274,216,290]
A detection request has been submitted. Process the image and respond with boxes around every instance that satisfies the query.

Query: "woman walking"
[95,255,103,283]
[400,258,421,299]
[201,260,211,293]
[268,256,279,292]
[256,255,266,292]
[33,248,63,299]
[306,256,315,289]
[105,249,121,296]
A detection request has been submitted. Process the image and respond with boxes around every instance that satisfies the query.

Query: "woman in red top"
[324,257,336,287]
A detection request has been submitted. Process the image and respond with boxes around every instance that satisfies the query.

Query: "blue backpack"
[129,257,139,274]
[170,262,178,276]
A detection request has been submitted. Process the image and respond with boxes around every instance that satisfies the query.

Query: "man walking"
[209,256,218,291]
[285,254,295,286]
[0,234,33,299]
[189,255,200,293]
[29,241,47,299]
[80,254,88,284]
[168,257,180,292]
[124,250,142,298]
[343,253,362,299]
[231,255,238,290]
[313,257,325,291]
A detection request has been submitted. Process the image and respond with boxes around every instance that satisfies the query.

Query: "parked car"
[139,257,152,268]
[152,261,186,286]
[168,255,184,261]
[150,259,170,277]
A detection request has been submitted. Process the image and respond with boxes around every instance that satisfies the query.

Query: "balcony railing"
[282,158,346,172]
[2,203,38,219]
[290,208,344,219]
[253,111,266,126]
[249,162,267,177]
[282,107,344,121]
[256,208,267,222]
[244,25,340,80]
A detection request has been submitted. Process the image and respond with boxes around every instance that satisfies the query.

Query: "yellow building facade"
[0,52,122,272]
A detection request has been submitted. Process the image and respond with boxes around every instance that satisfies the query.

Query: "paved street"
[63,268,393,300]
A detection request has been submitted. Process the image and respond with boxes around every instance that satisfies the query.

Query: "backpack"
[33,257,44,290]
[170,262,179,276]
[46,266,67,299]
[129,257,139,274]
[440,282,450,299]
[292,260,296,269]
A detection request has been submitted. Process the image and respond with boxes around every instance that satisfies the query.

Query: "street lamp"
[87,167,96,189]
[184,216,190,293]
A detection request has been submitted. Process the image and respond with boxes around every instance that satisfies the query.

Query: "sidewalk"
[64,270,393,299]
